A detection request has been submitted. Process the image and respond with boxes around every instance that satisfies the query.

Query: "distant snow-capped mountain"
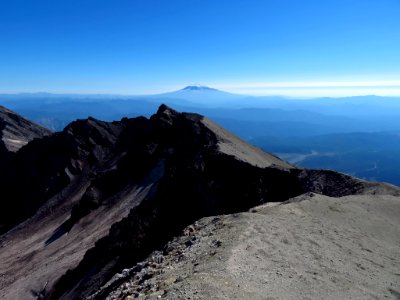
[181,85,219,91]
[156,85,247,106]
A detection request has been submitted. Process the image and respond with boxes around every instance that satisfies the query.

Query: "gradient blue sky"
[1,0,400,96]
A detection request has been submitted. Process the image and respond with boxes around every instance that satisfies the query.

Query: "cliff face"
[0,105,52,175]
[0,105,51,152]
[0,104,398,300]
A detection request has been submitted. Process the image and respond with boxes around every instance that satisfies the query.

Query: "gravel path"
[105,193,400,300]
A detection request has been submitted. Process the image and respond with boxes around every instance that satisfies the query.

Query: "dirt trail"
[105,193,400,300]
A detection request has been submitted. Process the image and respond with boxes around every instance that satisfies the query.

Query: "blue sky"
[1,0,400,96]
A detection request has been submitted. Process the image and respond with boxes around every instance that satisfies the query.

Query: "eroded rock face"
[0,104,398,300]
[0,105,52,153]
[0,115,128,233]
[0,105,52,181]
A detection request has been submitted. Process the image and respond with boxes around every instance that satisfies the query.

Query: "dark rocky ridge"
[0,104,398,299]
[0,106,53,233]
[0,105,51,152]
[0,105,51,173]
[0,115,127,233]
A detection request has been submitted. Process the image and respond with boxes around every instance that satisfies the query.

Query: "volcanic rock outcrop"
[0,104,398,300]
[0,105,51,152]
[0,105,51,168]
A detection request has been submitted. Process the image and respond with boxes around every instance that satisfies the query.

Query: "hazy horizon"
[1,82,400,99]
[1,1,399,98]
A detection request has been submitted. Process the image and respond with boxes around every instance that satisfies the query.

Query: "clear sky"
[1,0,400,97]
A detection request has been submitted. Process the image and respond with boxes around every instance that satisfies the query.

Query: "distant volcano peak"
[182,85,218,91]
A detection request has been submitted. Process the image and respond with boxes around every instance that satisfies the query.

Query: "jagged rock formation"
[0,104,398,300]
[0,105,51,152]
[0,105,51,170]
